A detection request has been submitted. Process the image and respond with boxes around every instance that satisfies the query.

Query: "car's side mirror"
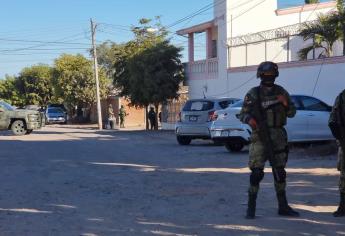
[327,105,332,112]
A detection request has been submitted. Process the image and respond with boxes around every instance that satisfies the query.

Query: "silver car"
[45,107,67,124]
[175,97,240,145]
[211,95,334,152]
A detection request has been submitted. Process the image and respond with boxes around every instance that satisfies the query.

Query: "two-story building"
[177,0,345,105]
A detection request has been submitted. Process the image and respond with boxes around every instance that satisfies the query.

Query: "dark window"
[183,101,214,111]
[300,96,329,111]
[212,40,217,58]
[290,96,303,110]
[47,108,64,114]
[218,100,231,109]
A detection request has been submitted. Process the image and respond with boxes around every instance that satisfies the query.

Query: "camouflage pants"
[337,143,345,194]
[248,128,289,194]
[120,117,125,128]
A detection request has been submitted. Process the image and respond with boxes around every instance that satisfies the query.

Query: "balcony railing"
[187,58,218,81]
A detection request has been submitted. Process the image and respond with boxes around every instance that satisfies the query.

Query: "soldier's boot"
[333,193,345,217]
[277,191,300,217]
[246,193,257,219]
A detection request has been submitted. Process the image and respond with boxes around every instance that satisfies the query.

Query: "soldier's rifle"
[253,87,276,166]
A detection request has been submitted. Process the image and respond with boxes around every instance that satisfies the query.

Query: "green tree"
[17,64,53,106]
[305,0,320,4]
[298,13,340,60]
[0,75,24,106]
[335,0,345,55]
[109,18,183,130]
[126,41,184,130]
[53,54,110,119]
[96,41,133,85]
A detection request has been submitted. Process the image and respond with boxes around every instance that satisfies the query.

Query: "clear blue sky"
[0,0,328,78]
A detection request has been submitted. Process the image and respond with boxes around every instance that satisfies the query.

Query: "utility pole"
[90,18,103,130]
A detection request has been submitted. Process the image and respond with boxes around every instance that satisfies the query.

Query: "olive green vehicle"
[0,100,45,135]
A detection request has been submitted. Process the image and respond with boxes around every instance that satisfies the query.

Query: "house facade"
[177,0,345,105]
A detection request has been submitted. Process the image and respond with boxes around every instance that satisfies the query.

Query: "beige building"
[90,96,146,128]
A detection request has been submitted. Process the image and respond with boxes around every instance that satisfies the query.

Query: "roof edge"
[276,1,336,16]
[176,20,215,36]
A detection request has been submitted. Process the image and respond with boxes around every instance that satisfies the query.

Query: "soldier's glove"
[248,118,258,130]
[277,95,288,107]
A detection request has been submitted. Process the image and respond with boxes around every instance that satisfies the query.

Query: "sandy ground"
[0,126,344,236]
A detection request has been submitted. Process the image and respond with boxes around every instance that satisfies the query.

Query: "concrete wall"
[90,97,146,128]
[189,57,345,105]
[120,99,146,128]
[187,1,342,106]
[226,0,336,39]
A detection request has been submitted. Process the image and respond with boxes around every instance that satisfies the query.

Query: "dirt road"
[0,126,343,235]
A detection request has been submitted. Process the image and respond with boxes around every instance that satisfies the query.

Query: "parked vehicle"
[175,97,240,145]
[45,107,67,124]
[25,105,46,124]
[211,95,334,152]
[0,100,44,135]
[47,104,67,112]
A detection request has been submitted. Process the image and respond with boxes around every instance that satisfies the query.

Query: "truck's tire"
[11,120,27,136]
[25,129,33,135]
[177,136,192,145]
[225,142,244,152]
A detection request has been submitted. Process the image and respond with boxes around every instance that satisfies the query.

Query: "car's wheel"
[177,136,192,145]
[11,120,27,136]
[25,129,33,135]
[225,142,244,152]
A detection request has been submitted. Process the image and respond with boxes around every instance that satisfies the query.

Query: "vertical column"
[206,28,213,59]
[188,33,194,62]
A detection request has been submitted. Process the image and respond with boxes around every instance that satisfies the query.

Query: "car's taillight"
[208,110,217,121]
[178,112,182,122]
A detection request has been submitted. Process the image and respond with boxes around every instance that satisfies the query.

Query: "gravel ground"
[0,126,344,236]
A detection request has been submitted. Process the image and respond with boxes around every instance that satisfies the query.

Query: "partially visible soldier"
[108,104,115,129]
[238,61,300,219]
[119,105,128,128]
[328,90,345,217]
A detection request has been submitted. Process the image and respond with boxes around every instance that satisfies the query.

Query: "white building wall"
[189,59,345,106]
[188,1,342,105]
[227,0,336,38]
[202,0,229,99]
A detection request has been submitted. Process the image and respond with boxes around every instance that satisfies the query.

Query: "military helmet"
[256,61,279,79]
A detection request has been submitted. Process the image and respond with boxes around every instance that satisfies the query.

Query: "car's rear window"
[48,108,64,113]
[183,101,214,111]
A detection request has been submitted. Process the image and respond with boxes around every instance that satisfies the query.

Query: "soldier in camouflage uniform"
[238,61,299,219]
[328,90,345,217]
[119,105,128,128]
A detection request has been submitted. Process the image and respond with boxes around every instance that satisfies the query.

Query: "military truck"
[0,100,44,135]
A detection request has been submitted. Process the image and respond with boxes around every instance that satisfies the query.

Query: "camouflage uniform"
[239,61,299,219]
[239,85,296,195]
[337,146,345,194]
[119,106,127,128]
[328,90,345,217]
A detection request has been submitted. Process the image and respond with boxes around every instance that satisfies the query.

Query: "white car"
[211,95,334,152]
[175,97,240,145]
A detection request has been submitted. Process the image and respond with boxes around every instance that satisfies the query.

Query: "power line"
[0,38,91,46]
[232,0,267,21]
[0,31,90,53]
[0,48,90,52]
[166,1,226,29]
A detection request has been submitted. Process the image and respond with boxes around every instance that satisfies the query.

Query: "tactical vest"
[256,86,287,128]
